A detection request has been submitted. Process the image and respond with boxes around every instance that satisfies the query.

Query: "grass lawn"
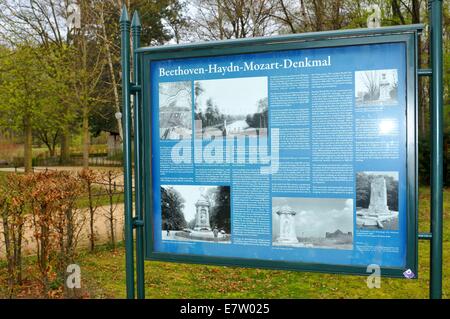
[76,187,449,299]
[75,186,124,209]
[1,187,448,299]
[0,171,8,182]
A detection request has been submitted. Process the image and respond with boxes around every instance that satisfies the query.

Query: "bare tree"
[100,170,122,249]
[362,71,380,101]
[78,168,100,252]
[190,0,278,40]
[93,0,124,140]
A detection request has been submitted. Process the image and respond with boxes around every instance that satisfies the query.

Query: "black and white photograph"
[161,185,231,243]
[194,77,268,139]
[272,197,353,250]
[356,171,399,230]
[355,69,398,106]
[159,81,192,140]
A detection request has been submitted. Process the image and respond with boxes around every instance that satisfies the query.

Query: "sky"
[196,77,268,116]
[272,198,354,238]
[165,185,216,223]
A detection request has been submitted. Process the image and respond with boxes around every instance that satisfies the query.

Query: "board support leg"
[132,10,146,300]
[120,5,135,300]
[429,0,443,300]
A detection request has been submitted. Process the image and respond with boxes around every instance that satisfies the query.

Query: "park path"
[0,203,125,259]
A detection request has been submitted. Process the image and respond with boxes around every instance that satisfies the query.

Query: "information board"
[142,34,418,277]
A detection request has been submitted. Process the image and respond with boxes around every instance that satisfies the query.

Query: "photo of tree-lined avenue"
[194,77,268,139]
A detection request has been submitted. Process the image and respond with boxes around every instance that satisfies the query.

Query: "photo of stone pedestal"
[194,196,211,231]
[275,206,299,244]
[378,73,391,101]
[161,185,231,243]
[368,177,390,215]
[356,172,399,230]
[272,197,354,250]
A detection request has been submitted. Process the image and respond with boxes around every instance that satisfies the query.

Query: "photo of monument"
[194,77,268,139]
[272,197,353,250]
[159,81,192,140]
[355,69,398,106]
[161,185,231,243]
[356,171,399,230]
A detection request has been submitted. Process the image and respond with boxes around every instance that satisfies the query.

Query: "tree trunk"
[312,0,324,31]
[23,113,33,173]
[100,6,123,141]
[60,129,71,164]
[82,106,90,169]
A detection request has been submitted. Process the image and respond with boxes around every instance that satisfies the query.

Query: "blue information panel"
[145,39,416,275]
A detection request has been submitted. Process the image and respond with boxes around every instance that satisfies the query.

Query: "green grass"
[75,188,124,209]
[1,187,448,299]
[76,187,450,299]
[0,171,8,182]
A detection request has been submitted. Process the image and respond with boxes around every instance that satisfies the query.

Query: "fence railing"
[0,153,124,169]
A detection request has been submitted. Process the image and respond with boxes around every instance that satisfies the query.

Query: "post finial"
[131,11,142,29]
[120,5,130,23]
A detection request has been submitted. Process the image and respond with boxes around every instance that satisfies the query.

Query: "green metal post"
[132,10,145,299]
[429,0,443,299]
[120,5,135,299]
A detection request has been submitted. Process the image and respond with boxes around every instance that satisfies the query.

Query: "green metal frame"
[120,0,444,299]
[428,0,444,300]
[119,7,134,299]
[141,31,419,276]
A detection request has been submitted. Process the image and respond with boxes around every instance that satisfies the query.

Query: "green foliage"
[161,186,187,230]
[131,0,186,45]
[0,46,43,130]
[419,131,450,187]
[209,186,231,233]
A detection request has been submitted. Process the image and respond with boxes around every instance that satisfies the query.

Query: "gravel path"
[0,203,125,259]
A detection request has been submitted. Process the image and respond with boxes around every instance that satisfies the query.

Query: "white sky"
[273,198,353,238]
[196,77,268,116]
